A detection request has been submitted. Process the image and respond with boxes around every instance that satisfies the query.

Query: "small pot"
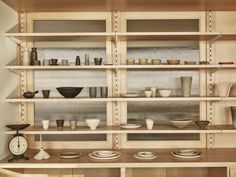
[23,91,39,98]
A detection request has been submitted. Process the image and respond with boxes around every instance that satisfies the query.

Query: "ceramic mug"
[42,120,50,130]
[145,119,154,130]
[42,90,50,98]
[69,120,77,130]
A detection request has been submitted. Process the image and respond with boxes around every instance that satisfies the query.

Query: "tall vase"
[22,47,30,66]
[230,106,236,128]
[31,47,38,65]
[216,82,232,97]
[181,76,192,97]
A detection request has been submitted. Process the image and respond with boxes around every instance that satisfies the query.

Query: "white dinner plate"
[121,93,140,98]
[133,152,157,160]
[136,151,156,158]
[174,149,201,156]
[171,151,201,159]
[120,124,141,129]
[58,152,82,159]
[88,152,121,160]
[93,150,119,158]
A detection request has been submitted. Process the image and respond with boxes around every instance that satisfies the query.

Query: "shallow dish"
[136,151,156,158]
[171,149,201,159]
[158,89,171,97]
[167,59,180,65]
[121,93,140,98]
[58,152,81,159]
[89,152,121,160]
[195,121,210,129]
[56,87,83,98]
[93,150,119,158]
[133,152,157,160]
[120,124,141,129]
[170,119,192,129]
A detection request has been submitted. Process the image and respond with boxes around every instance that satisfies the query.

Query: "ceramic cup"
[94,58,103,65]
[42,120,50,130]
[69,120,77,130]
[145,119,154,130]
[89,87,97,98]
[62,59,69,65]
[42,59,50,66]
[85,54,90,65]
[139,58,148,65]
[51,59,58,65]
[127,59,135,65]
[150,87,157,97]
[151,59,161,65]
[42,90,50,98]
[33,60,41,66]
[181,76,192,97]
[216,82,232,97]
[76,56,80,65]
[100,87,108,98]
[144,91,152,98]
[56,119,64,130]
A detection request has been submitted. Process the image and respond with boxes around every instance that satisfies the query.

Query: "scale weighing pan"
[6,124,30,130]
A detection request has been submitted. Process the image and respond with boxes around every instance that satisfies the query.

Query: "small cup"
[100,87,108,98]
[76,56,80,65]
[152,59,161,65]
[144,91,152,98]
[139,58,148,65]
[42,120,49,130]
[42,90,50,98]
[150,87,157,97]
[69,120,77,130]
[94,58,103,65]
[145,119,154,130]
[56,119,64,130]
[89,87,97,98]
[33,60,41,66]
[61,59,69,65]
[42,59,50,66]
[127,59,135,65]
[51,59,58,65]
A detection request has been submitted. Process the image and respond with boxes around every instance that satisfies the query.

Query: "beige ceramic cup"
[42,59,50,66]
[145,119,154,130]
[127,59,135,65]
[151,59,161,65]
[62,59,69,65]
[69,120,77,130]
[42,120,50,130]
[139,58,148,65]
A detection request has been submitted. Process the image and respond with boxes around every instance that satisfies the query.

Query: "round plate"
[89,152,121,160]
[136,151,156,158]
[58,152,82,159]
[133,153,157,160]
[174,149,200,156]
[171,151,201,159]
[120,124,141,129]
[93,150,119,158]
[121,93,140,98]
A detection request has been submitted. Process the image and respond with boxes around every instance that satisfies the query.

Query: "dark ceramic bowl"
[195,121,210,129]
[56,87,83,98]
[6,124,30,130]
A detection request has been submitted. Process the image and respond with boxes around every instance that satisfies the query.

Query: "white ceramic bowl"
[170,119,192,129]
[85,119,100,130]
[144,91,152,98]
[158,89,171,97]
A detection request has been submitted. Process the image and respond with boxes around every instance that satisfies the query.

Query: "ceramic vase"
[181,76,192,97]
[216,82,232,97]
[22,47,30,66]
[230,106,236,128]
[31,47,38,65]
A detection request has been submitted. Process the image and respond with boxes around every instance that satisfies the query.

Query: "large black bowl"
[56,87,83,98]
[6,124,30,130]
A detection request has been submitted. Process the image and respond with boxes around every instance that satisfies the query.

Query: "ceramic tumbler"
[230,106,236,128]
[145,119,154,130]
[181,76,192,97]
[127,59,135,65]
[94,58,103,65]
[51,59,58,65]
[56,120,64,130]
[42,90,50,98]
[89,87,97,98]
[62,59,69,65]
[100,87,108,98]
[42,120,50,130]
[69,120,77,130]
[42,59,50,66]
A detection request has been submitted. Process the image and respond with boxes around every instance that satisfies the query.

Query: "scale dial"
[9,136,28,156]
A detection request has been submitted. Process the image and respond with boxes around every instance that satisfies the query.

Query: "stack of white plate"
[58,152,82,159]
[120,124,141,129]
[171,149,202,159]
[88,150,121,160]
[133,151,157,160]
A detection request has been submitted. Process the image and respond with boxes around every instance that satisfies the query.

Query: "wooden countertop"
[1,148,236,168]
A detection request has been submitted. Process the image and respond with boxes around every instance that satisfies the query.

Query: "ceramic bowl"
[144,91,152,97]
[158,89,171,97]
[85,119,100,130]
[139,58,148,65]
[170,119,192,129]
[167,59,180,65]
[56,87,83,98]
[195,121,210,129]
[184,61,196,65]
[151,59,161,65]
[127,59,135,65]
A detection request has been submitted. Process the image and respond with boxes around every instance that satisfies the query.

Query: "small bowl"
[56,87,83,98]
[85,119,100,130]
[195,121,210,129]
[167,59,180,65]
[151,59,161,65]
[170,119,192,129]
[144,91,152,98]
[127,59,135,65]
[139,58,148,65]
[158,89,171,97]
[184,61,196,65]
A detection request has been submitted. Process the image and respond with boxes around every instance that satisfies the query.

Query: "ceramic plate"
[133,152,157,160]
[121,93,140,98]
[88,152,121,160]
[171,151,201,159]
[93,150,119,158]
[58,152,82,159]
[120,124,141,129]
[136,151,156,158]
[174,149,200,156]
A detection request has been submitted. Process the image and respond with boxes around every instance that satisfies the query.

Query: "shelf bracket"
[8,69,22,76]
[209,34,222,45]
[209,68,220,74]
[9,36,24,46]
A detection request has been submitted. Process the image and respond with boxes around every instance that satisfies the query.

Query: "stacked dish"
[120,124,141,129]
[58,152,82,159]
[88,150,121,160]
[171,149,201,159]
[133,151,157,160]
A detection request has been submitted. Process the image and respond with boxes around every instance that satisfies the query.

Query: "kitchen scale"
[6,124,30,162]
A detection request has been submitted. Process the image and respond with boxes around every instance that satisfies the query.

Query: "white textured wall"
[0,1,18,159]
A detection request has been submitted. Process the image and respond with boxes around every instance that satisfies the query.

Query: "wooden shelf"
[5,125,227,135]
[5,97,221,103]
[2,0,236,12]
[0,148,236,168]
